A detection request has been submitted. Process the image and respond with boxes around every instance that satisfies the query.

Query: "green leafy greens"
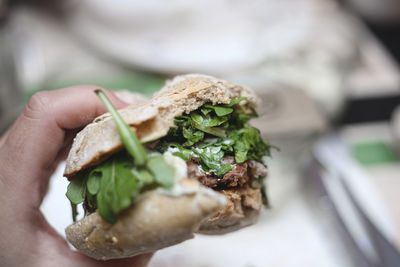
[66,90,174,224]
[66,95,272,223]
[157,97,271,177]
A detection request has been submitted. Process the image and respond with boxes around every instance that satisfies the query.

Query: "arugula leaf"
[87,170,102,195]
[233,138,250,163]
[192,121,226,138]
[232,126,270,163]
[172,148,192,161]
[225,97,247,107]
[66,173,87,204]
[203,104,233,116]
[96,156,139,224]
[95,90,147,166]
[196,146,233,177]
[200,108,213,116]
[156,142,193,161]
[131,168,154,187]
[182,126,204,146]
[71,203,78,222]
[97,194,114,224]
[147,155,175,188]
[191,112,229,127]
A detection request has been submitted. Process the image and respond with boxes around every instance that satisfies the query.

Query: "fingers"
[85,253,154,267]
[103,253,154,267]
[35,215,154,267]
[41,86,128,130]
[0,86,128,206]
[0,128,10,148]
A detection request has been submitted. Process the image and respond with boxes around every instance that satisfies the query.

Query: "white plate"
[66,0,312,75]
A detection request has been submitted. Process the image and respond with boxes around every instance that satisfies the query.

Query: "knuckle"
[23,91,51,119]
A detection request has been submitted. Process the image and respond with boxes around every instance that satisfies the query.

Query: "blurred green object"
[24,72,165,102]
[352,141,399,165]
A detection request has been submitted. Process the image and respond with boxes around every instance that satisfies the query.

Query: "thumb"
[0,86,128,208]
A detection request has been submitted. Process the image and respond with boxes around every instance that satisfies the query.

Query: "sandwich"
[64,74,272,260]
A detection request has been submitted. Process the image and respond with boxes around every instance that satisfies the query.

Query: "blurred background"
[1,0,400,266]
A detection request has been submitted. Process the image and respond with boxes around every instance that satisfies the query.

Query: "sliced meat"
[220,162,249,188]
[187,161,218,188]
[220,156,235,165]
[248,160,267,178]
[187,157,267,189]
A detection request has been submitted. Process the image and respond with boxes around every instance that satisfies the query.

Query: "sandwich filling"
[66,97,271,224]
[156,97,270,192]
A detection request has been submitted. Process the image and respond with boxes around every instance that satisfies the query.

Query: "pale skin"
[0,86,152,267]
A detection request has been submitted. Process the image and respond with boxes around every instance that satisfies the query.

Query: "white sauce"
[195,148,204,153]
[166,147,180,153]
[156,152,227,207]
[162,152,187,181]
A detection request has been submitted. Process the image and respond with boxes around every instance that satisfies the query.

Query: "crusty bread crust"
[114,90,148,105]
[66,179,226,260]
[64,74,256,177]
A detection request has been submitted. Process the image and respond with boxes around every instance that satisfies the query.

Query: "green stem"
[95,89,147,166]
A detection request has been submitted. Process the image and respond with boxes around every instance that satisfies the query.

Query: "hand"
[0,86,152,267]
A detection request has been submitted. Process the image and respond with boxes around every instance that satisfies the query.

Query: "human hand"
[0,86,152,267]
